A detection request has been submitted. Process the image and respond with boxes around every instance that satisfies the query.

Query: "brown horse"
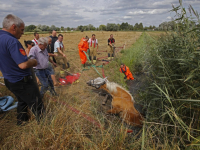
[87,77,143,127]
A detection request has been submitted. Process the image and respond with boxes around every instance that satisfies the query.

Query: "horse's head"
[87,77,107,89]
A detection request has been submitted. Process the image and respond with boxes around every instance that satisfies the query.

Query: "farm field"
[0,31,144,149]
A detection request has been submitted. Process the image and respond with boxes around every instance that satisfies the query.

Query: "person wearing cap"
[78,36,89,68]
[0,14,44,125]
[88,34,98,65]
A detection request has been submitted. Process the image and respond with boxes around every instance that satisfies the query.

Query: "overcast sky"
[0,0,200,28]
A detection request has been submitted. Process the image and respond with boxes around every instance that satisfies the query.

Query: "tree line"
[25,22,157,32]
[23,20,198,32]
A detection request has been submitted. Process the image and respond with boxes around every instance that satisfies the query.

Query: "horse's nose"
[87,80,92,86]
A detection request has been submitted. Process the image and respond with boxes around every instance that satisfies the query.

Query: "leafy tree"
[120,22,129,30]
[66,27,71,31]
[50,25,57,31]
[133,23,139,30]
[40,25,48,31]
[138,23,143,30]
[25,25,36,32]
[99,24,106,31]
[56,27,60,31]
[77,25,83,31]
[61,26,64,31]
[33,28,42,32]
[106,23,119,31]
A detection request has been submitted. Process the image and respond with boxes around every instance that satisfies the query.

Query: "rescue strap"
[83,51,103,78]
[90,38,96,48]
[34,39,38,45]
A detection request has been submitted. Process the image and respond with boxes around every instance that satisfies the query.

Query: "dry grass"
[0,31,143,149]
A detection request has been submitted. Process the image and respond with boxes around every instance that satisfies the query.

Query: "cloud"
[167,16,172,20]
[0,0,199,28]
[129,9,168,15]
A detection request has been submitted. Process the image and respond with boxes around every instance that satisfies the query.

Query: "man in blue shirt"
[0,14,44,125]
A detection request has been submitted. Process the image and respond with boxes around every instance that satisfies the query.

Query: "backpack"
[0,96,18,113]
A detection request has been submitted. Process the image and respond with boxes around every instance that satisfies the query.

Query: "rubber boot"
[108,53,111,60]
[66,62,70,71]
[89,56,92,61]
[67,62,70,68]
[60,71,65,78]
[93,56,96,65]
[62,64,66,69]
[111,54,114,60]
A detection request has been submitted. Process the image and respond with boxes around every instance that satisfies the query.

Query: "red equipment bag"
[59,73,81,85]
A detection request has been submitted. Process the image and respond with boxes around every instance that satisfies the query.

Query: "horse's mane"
[106,81,134,102]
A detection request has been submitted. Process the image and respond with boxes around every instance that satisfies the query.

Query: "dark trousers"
[35,69,55,98]
[4,78,44,125]
[53,56,56,63]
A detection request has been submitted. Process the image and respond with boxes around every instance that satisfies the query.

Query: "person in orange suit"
[78,36,89,68]
[120,63,134,80]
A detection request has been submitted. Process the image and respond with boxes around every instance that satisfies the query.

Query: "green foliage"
[104,33,149,87]
[25,25,36,32]
[99,24,106,31]
[106,23,119,31]
[66,27,71,31]
[120,22,134,31]
[60,26,64,31]
[133,23,144,31]
[33,28,42,32]
[76,24,96,31]
[158,21,176,31]
[142,1,200,149]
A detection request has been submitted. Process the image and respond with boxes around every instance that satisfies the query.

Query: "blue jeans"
[46,62,55,75]
[35,69,55,97]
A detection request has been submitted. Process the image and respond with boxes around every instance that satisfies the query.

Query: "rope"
[83,51,104,78]
[102,66,106,78]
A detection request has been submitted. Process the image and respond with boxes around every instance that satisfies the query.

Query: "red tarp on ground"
[59,73,81,85]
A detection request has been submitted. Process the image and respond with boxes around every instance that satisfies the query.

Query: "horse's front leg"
[107,106,121,114]
[102,94,108,105]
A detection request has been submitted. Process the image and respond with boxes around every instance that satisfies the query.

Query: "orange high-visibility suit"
[78,38,89,64]
[120,65,134,80]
